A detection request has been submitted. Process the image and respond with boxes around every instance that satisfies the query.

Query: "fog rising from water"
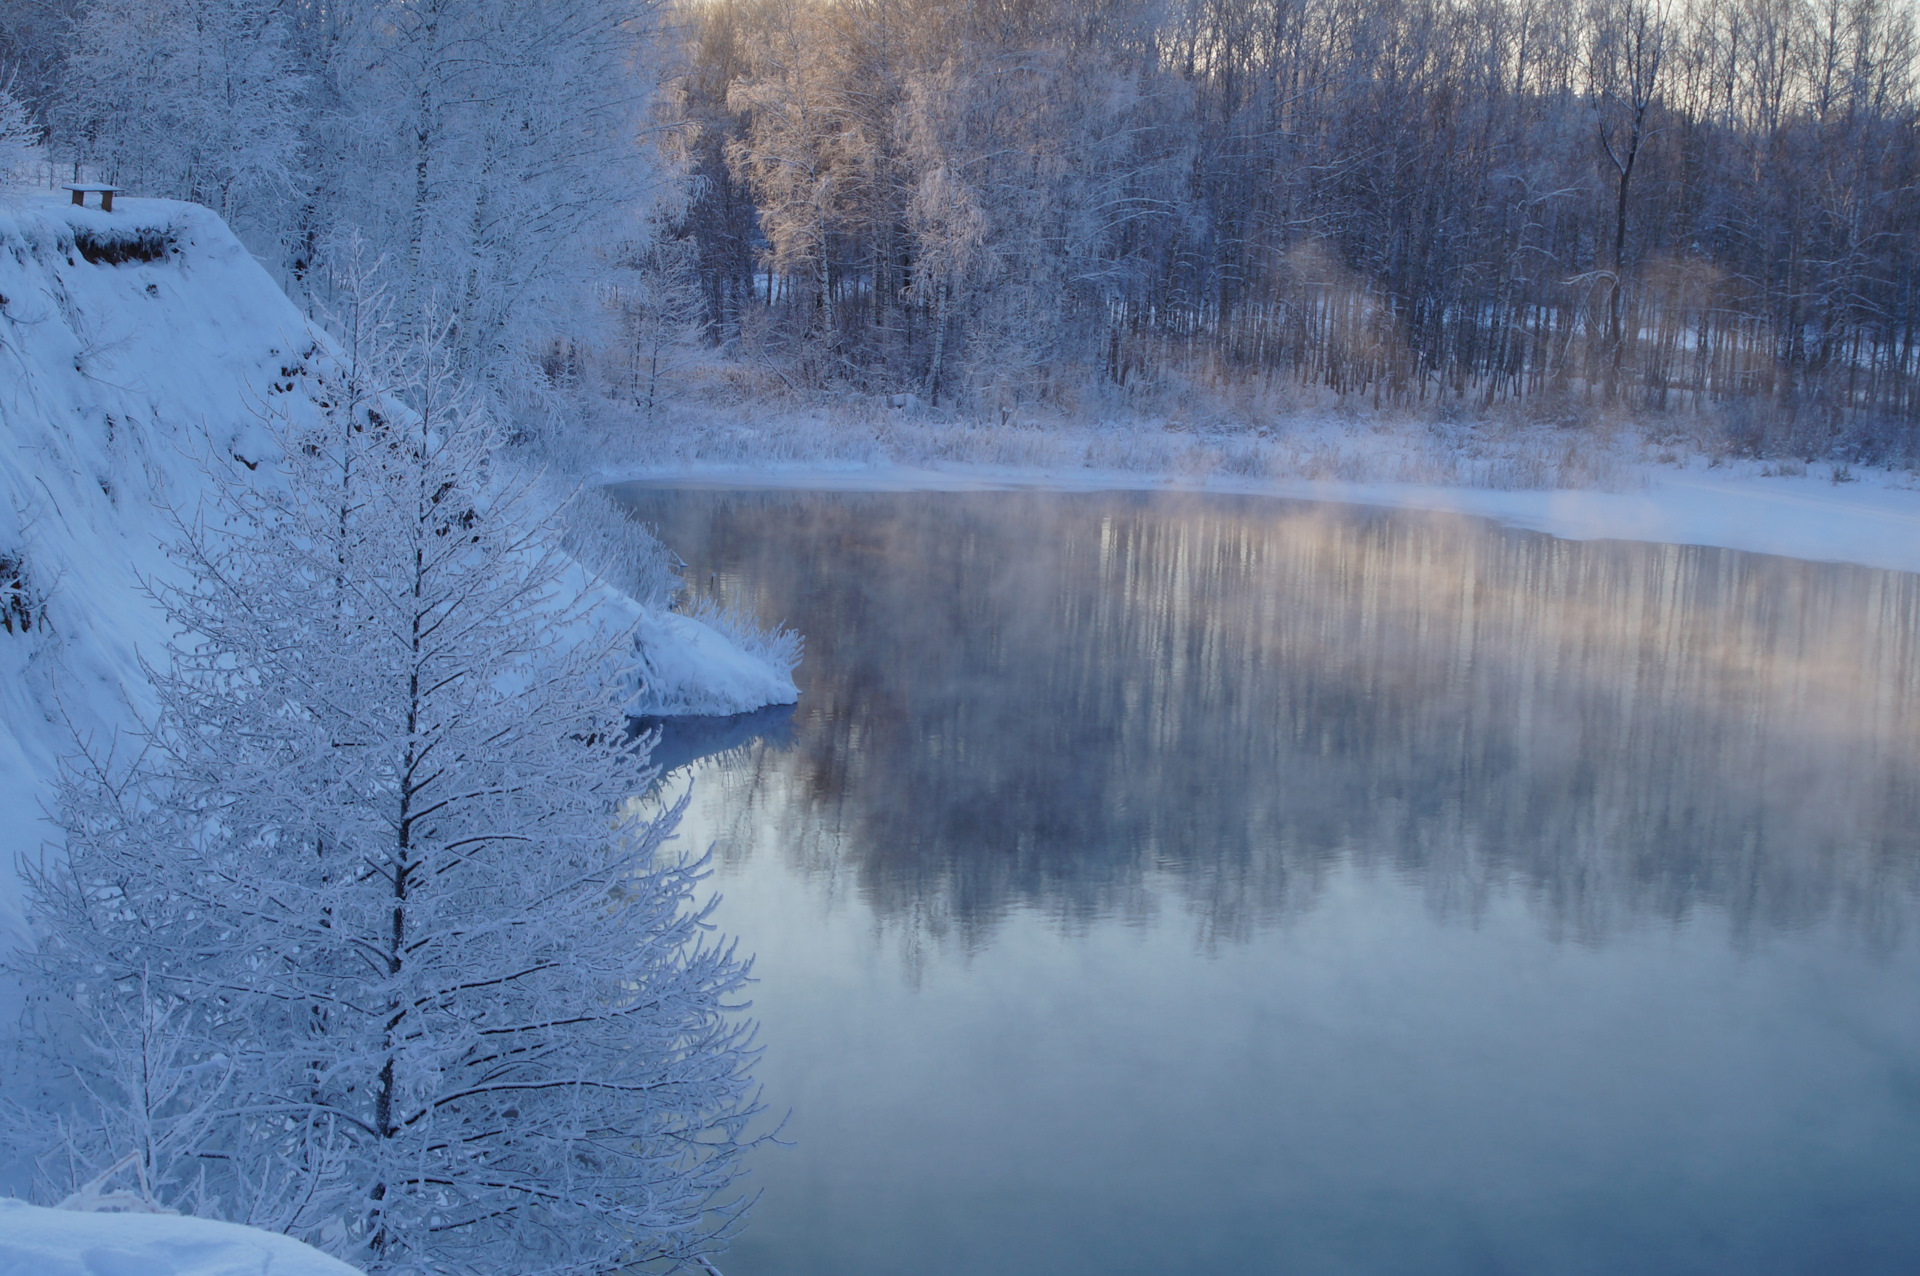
[624,487,1920,952]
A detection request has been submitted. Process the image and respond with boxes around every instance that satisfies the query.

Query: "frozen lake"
[611,486,1920,1276]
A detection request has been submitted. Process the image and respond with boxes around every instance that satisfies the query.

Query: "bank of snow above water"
[0,194,794,941]
[0,1200,366,1276]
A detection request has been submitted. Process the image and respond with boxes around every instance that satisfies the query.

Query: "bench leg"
[71,189,84,206]
[100,192,113,213]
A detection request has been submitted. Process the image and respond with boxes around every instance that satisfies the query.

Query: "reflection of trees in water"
[620,486,1920,950]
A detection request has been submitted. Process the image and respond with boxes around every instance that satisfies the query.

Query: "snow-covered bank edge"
[0,194,794,947]
[628,597,798,717]
[604,458,1920,578]
[0,1199,367,1276]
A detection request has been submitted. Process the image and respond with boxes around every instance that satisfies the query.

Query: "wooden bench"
[63,183,124,212]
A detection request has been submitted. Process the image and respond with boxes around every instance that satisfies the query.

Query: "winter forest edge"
[1,0,1919,1270]
[7,0,1920,469]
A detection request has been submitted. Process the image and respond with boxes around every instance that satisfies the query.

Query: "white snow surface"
[0,1199,366,1276]
[631,605,801,718]
[609,457,1920,577]
[0,195,793,944]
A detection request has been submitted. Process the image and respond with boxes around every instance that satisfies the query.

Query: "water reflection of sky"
[616,486,1920,1276]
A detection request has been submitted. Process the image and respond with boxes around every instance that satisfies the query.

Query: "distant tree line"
[5,0,1915,448]
[674,0,1920,449]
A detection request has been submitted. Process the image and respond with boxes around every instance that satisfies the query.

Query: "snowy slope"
[0,1200,367,1276]
[0,194,794,943]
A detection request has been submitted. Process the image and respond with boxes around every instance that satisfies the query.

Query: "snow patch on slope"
[0,196,287,943]
[0,1199,367,1276]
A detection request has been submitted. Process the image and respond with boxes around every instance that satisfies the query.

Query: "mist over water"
[616,486,1920,1276]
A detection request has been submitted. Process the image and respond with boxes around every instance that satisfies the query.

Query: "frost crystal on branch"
[18,325,760,1275]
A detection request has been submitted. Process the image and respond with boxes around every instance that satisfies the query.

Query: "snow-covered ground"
[0,1200,366,1276]
[578,365,1920,575]
[607,455,1920,578]
[0,194,793,946]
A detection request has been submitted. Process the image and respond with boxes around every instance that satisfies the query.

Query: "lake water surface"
[611,485,1920,1276]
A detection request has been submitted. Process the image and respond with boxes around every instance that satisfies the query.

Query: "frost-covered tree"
[897,22,1187,406]
[34,0,680,418]
[17,324,760,1274]
[675,0,1920,435]
[54,0,303,228]
[0,82,43,190]
[292,0,673,407]
[723,0,862,361]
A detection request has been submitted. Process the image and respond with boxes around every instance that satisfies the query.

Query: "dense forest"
[4,0,1917,453]
[679,0,1920,450]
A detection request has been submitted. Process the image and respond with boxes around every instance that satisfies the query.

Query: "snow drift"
[0,194,795,941]
[0,1199,367,1276]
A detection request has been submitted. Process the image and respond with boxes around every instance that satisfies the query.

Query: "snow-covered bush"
[14,333,761,1273]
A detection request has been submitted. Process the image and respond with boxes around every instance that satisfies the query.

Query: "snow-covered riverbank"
[0,194,793,944]
[607,456,1920,578]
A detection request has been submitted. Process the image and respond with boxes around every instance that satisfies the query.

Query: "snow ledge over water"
[0,1199,366,1276]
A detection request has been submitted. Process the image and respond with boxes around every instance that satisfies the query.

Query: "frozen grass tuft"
[557,483,684,610]
[682,596,804,679]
